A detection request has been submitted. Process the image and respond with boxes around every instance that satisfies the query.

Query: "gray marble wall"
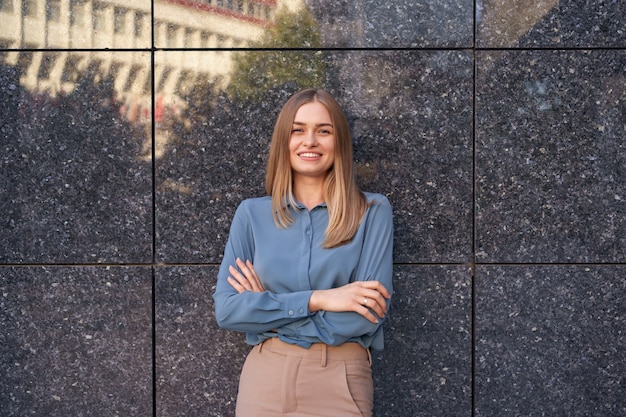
[1,1,624,416]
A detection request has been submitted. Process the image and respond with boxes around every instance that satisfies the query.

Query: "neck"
[293,177,325,210]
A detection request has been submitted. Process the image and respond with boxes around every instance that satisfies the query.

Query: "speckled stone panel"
[307,0,474,48]
[1,1,624,416]
[476,49,626,263]
[374,265,472,417]
[475,265,625,417]
[155,266,248,417]
[0,266,152,416]
[477,0,626,48]
[0,52,153,264]
[156,50,473,264]
[154,265,472,417]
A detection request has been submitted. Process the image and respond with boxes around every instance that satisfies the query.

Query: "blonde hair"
[265,89,368,248]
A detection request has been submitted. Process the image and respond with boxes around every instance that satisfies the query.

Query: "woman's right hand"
[308,281,391,324]
[227,258,265,293]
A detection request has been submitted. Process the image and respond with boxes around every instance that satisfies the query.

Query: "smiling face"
[288,100,336,183]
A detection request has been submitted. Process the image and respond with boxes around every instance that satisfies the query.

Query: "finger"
[367,289,389,313]
[352,283,388,317]
[357,281,391,299]
[357,305,379,324]
[229,265,252,291]
[362,292,387,318]
[243,259,264,291]
[236,258,264,292]
[227,276,246,294]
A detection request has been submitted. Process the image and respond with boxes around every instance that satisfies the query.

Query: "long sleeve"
[212,200,313,334]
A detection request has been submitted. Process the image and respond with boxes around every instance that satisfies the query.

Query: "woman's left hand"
[227,258,265,293]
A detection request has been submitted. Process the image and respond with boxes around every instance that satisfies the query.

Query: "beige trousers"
[235,337,373,417]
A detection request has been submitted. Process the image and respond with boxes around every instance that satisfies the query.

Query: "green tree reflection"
[227,6,326,103]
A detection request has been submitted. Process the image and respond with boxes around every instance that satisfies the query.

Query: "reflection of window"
[185,28,196,47]
[93,6,107,31]
[176,70,195,95]
[114,7,127,34]
[86,59,103,82]
[61,55,83,83]
[22,0,37,16]
[124,64,142,91]
[216,35,227,48]
[47,0,61,22]
[109,62,123,81]
[0,0,14,13]
[201,31,214,48]
[167,24,179,47]
[38,53,58,79]
[70,1,87,27]
[158,67,172,91]
[142,73,151,94]
[16,51,34,73]
[134,12,145,38]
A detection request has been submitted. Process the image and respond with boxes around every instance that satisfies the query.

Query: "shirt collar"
[290,200,328,210]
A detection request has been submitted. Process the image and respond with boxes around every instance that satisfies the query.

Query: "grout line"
[1,46,623,53]
[1,262,623,268]
[151,0,157,415]
[471,1,478,415]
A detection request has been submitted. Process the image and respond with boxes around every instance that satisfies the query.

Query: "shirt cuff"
[281,290,313,318]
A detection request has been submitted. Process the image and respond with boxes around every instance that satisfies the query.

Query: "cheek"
[288,137,298,153]
[325,140,336,158]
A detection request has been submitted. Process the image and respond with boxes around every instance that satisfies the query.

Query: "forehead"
[293,101,332,124]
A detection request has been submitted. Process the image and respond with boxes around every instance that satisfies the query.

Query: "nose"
[302,129,318,146]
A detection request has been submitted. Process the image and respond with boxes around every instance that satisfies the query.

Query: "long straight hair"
[265,89,368,248]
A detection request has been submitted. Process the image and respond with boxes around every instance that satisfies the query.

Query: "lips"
[298,152,322,159]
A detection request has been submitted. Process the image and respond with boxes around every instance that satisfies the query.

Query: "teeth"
[300,152,321,158]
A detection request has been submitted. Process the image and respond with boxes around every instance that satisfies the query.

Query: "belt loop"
[258,339,265,353]
[367,348,372,366]
[320,344,327,367]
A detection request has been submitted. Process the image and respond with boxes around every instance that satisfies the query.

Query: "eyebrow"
[292,121,334,127]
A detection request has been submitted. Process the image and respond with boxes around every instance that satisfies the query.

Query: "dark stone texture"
[307,0,474,48]
[0,55,152,264]
[155,266,248,417]
[0,266,152,416]
[154,265,472,417]
[478,0,626,48]
[157,50,473,264]
[476,50,626,263]
[374,265,472,417]
[475,265,625,417]
[0,1,623,416]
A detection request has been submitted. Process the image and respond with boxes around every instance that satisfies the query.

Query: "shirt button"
[299,308,305,314]
[288,309,294,316]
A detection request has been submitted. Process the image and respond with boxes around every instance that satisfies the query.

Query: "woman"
[213,89,393,417]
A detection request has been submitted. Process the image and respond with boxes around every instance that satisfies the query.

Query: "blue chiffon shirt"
[213,192,393,350]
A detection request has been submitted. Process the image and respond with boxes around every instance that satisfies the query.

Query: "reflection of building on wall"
[0,0,280,122]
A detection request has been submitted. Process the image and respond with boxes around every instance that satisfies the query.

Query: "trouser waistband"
[258,337,372,367]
